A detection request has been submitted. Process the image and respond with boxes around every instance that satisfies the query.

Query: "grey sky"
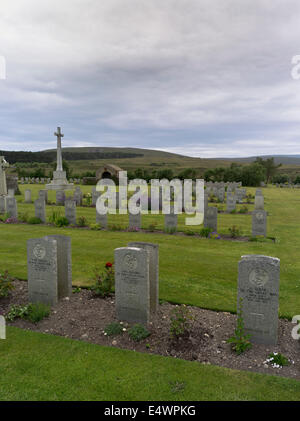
[0,0,299,157]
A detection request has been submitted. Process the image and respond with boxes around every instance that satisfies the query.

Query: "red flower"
[105,262,113,268]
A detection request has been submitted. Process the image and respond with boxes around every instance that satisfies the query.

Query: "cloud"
[0,0,300,157]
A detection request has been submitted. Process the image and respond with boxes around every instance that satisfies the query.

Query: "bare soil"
[1,280,299,381]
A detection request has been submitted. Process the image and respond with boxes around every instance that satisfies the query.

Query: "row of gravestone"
[19,177,82,185]
[275,183,300,188]
[27,235,280,345]
[206,186,247,204]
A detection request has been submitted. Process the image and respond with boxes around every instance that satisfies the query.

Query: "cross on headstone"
[54,127,64,172]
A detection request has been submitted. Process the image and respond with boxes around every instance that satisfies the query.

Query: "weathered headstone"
[5,197,17,218]
[56,190,66,206]
[164,212,177,231]
[65,199,76,225]
[254,193,264,210]
[34,198,46,223]
[115,247,150,324]
[129,211,141,230]
[237,255,280,345]
[252,210,267,237]
[74,187,83,206]
[25,189,32,204]
[204,206,218,232]
[27,235,72,306]
[226,192,236,213]
[92,189,101,206]
[96,209,108,228]
[128,242,159,313]
[0,196,5,214]
[38,189,48,204]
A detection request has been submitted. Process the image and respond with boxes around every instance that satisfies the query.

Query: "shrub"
[55,216,69,227]
[164,227,177,234]
[209,231,221,240]
[28,216,42,224]
[185,230,195,236]
[48,209,61,224]
[6,303,50,323]
[264,352,290,368]
[109,224,123,231]
[77,216,88,227]
[227,298,252,355]
[5,217,18,224]
[90,223,102,230]
[18,212,29,223]
[6,304,29,321]
[26,303,51,323]
[83,193,92,206]
[170,304,194,339]
[90,262,115,297]
[230,209,237,214]
[0,271,14,298]
[147,223,157,232]
[199,227,213,238]
[239,206,248,214]
[128,324,150,342]
[228,225,240,238]
[104,322,124,336]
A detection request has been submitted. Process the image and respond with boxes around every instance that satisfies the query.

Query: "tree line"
[0,150,143,164]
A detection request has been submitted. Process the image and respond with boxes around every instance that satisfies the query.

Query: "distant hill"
[216,155,300,165]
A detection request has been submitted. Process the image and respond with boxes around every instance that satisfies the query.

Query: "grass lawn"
[0,185,299,318]
[0,327,299,401]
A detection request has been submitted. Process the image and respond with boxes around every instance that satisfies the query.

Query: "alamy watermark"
[0,316,5,340]
[95,171,204,226]
[291,55,300,80]
[0,56,6,80]
[291,315,300,340]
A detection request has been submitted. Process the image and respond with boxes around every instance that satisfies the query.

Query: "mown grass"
[0,327,300,401]
[1,185,300,318]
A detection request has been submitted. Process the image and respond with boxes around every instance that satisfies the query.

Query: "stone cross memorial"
[237,255,280,345]
[0,156,9,196]
[115,247,150,324]
[27,235,72,306]
[128,242,159,314]
[46,127,73,191]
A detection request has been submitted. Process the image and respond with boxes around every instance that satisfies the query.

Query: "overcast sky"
[0,0,300,158]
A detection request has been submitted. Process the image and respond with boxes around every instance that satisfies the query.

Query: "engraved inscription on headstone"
[65,199,76,225]
[129,211,141,230]
[237,255,280,345]
[115,247,150,324]
[204,206,218,232]
[27,235,72,306]
[252,210,267,237]
[128,242,159,313]
[35,198,46,223]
